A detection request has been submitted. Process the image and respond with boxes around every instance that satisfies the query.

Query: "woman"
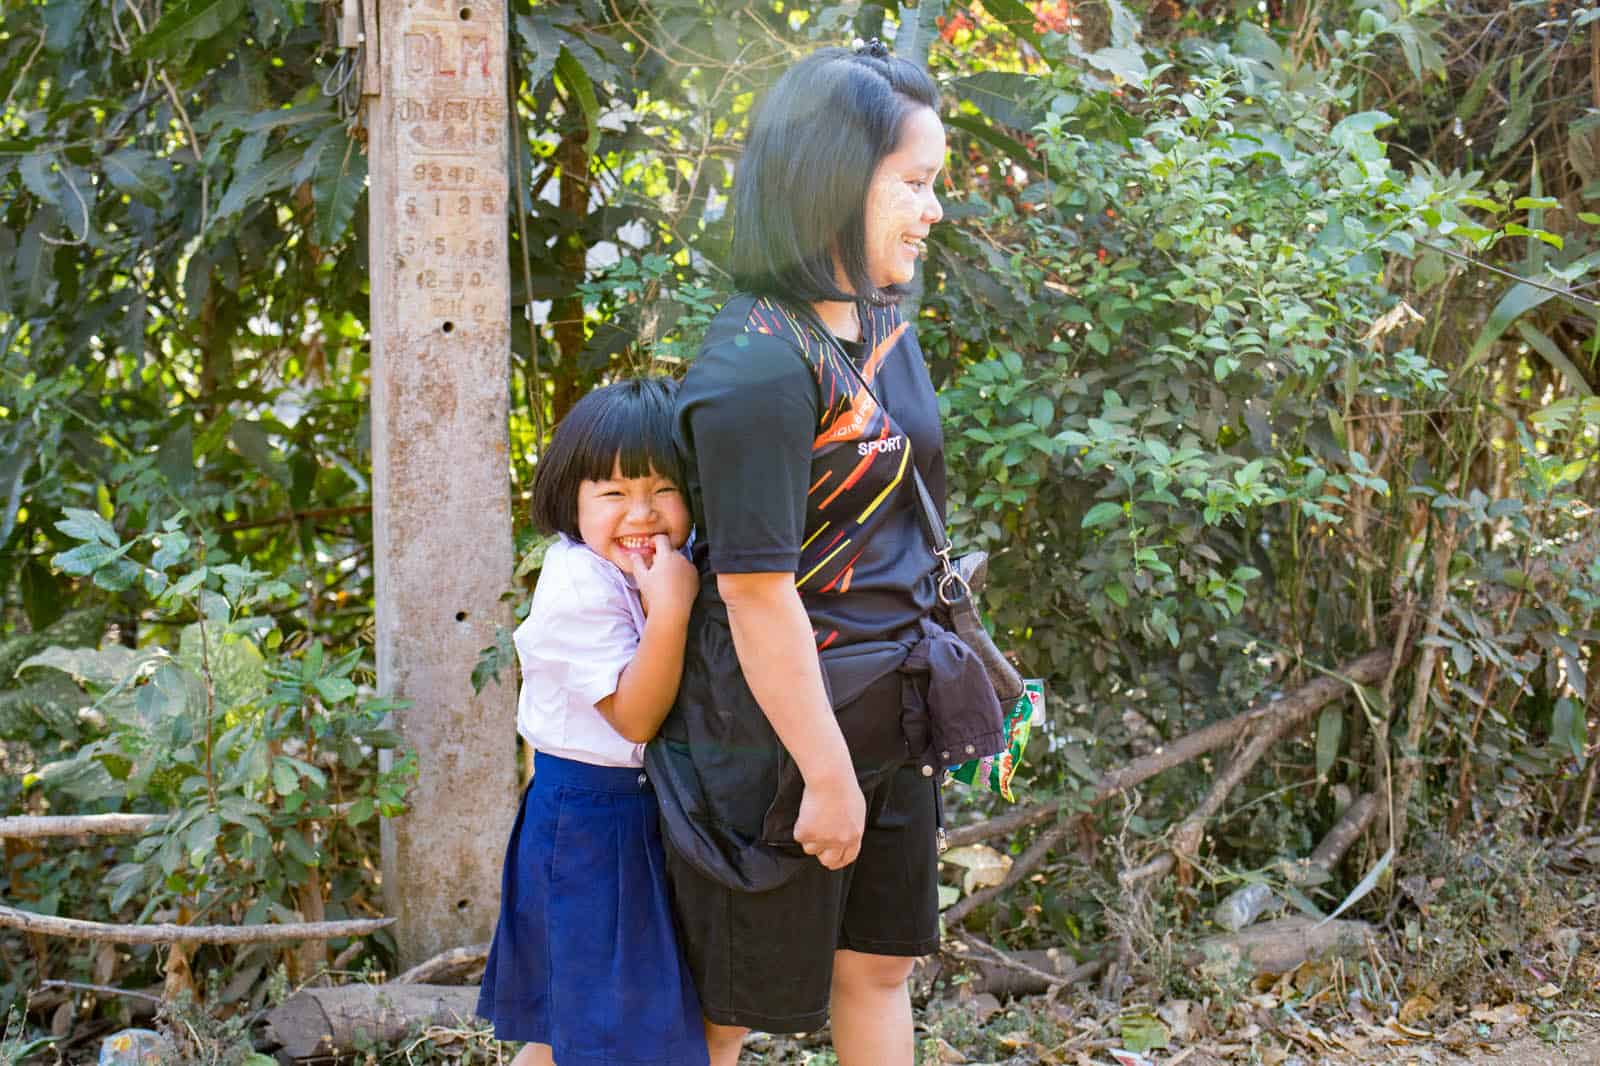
[646,40,999,1066]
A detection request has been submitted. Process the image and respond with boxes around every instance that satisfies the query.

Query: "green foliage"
[924,0,1598,937]
[3,511,413,1006]
[939,23,1467,686]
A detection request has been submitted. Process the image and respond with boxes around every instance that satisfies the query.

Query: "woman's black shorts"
[664,748,941,1033]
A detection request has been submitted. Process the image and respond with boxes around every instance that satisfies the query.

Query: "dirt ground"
[1458,1029,1600,1065]
[1124,1025,1600,1066]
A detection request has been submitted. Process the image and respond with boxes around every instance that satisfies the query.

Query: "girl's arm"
[596,534,698,743]
[718,571,863,871]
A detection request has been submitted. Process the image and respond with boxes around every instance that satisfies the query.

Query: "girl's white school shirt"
[514,533,648,768]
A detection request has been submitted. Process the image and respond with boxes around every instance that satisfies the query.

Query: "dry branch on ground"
[0,903,394,945]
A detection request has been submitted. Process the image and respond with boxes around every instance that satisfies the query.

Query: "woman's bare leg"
[829,949,915,1066]
[704,1020,748,1066]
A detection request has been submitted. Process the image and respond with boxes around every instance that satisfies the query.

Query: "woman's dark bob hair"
[529,377,686,539]
[731,45,939,305]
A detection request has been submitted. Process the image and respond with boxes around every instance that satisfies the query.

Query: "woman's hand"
[793,770,866,869]
[631,533,699,619]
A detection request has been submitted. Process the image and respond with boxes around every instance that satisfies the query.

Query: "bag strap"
[791,300,971,608]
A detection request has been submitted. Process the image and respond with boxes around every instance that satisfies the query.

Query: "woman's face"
[861,105,947,290]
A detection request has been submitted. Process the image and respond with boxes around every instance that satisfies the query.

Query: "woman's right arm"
[718,572,864,870]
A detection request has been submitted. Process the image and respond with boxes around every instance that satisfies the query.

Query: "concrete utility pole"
[365,0,518,966]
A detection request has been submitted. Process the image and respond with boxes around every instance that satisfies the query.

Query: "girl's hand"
[630,534,699,619]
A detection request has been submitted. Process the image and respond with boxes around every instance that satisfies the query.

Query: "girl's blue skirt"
[477,753,708,1066]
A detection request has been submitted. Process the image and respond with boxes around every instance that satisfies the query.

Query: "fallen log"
[393,943,488,985]
[943,648,1396,851]
[0,903,393,945]
[1188,916,1375,976]
[264,984,481,1059]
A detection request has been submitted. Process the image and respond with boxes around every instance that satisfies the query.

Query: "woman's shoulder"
[700,294,816,360]
[686,295,820,392]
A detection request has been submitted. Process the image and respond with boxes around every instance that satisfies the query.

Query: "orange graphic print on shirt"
[741,298,917,650]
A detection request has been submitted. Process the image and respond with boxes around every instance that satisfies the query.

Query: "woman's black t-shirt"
[676,293,945,650]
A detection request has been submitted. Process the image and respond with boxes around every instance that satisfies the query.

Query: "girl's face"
[862,106,947,290]
[576,459,691,573]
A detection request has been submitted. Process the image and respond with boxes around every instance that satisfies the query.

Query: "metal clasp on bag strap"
[935,547,971,607]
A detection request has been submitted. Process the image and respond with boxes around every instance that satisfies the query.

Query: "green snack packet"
[949,679,1044,801]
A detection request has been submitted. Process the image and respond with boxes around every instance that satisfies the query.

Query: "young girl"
[477,377,709,1066]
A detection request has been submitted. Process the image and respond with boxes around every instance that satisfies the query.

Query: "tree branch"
[0,904,393,945]
[0,814,165,839]
[945,648,1396,851]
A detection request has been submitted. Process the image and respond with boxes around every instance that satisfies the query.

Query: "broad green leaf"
[311,126,368,248]
[946,113,1037,169]
[281,827,319,866]
[229,420,292,485]
[51,542,117,577]
[1330,110,1395,141]
[1551,699,1587,760]
[553,49,600,156]
[18,645,160,695]
[43,0,89,52]
[132,0,246,61]
[178,625,267,710]
[19,152,59,208]
[1315,706,1343,780]
[1118,1009,1170,1054]
[186,812,221,864]
[93,558,142,593]
[976,0,1043,50]
[314,675,358,704]
[1503,222,1562,250]
[272,757,299,796]
[1082,501,1123,528]
[36,750,124,802]
[953,73,1043,133]
[514,14,565,90]
[103,148,174,207]
[214,148,302,222]
[344,796,375,825]
[150,530,192,572]
[1458,281,1556,380]
[55,507,119,547]
[43,161,89,253]
[1318,847,1392,926]
[1084,46,1148,87]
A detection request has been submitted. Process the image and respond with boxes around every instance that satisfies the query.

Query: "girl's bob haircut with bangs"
[730,45,940,306]
[529,377,687,539]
